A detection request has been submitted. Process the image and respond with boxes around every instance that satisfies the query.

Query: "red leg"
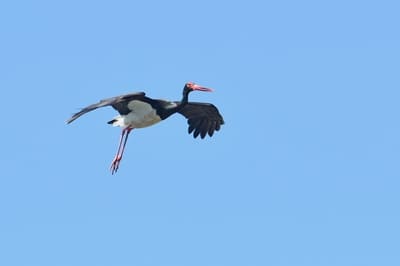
[117,128,132,162]
[115,128,128,159]
[110,128,133,174]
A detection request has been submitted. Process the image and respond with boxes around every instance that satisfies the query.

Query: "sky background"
[1,0,399,265]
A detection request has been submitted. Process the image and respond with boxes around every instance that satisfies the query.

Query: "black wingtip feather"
[177,102,224,139]
[66,92,147,124]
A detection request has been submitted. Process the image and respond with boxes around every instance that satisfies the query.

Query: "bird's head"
[183,82,213,95]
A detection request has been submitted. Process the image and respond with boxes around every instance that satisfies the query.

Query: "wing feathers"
[66,92,146,124]
[177,102,224,138]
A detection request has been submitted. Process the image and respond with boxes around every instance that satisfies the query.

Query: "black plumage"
[67,82,224,174]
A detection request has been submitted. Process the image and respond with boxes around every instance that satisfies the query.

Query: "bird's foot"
[110,155,122,175]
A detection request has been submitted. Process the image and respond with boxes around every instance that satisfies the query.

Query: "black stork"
[67,82,224,174]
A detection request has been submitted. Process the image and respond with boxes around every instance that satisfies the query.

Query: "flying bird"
[67,82,224,174]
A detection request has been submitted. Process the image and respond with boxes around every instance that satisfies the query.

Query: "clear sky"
[1,0,399,265]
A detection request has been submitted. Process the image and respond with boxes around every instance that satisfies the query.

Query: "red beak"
[192,84,213,92]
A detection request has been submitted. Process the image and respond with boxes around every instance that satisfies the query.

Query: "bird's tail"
[107,116,124,127]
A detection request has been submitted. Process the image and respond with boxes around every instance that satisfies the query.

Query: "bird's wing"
[177,102,224,138]
[66,92,146,124]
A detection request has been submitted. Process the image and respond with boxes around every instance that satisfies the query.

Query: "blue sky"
[1,0,399,265]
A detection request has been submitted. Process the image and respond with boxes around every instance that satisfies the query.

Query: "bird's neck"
[180,90,190,105]
[174,90,190,111]
[156,90,191,120]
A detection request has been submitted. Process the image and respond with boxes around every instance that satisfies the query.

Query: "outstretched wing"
[66,92,146,124]
[177,102,224,138]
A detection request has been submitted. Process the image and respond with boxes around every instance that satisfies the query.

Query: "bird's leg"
[117,128,132,162]
[110,127,133,174]
[110,129,126,174]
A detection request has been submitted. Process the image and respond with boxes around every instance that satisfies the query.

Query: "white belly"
[110,100,162,128]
